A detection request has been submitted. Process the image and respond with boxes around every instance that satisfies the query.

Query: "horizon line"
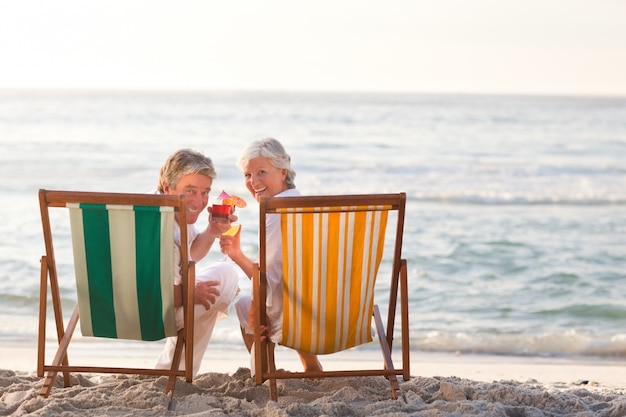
[1,87,625,100]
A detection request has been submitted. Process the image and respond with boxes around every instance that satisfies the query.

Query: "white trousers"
[155,261,239,376]
[235,295,283,343]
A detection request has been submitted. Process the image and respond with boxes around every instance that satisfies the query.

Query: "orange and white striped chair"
[252,193,410,400]
[37,190,195,398]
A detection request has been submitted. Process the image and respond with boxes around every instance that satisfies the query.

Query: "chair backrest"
[40,191,190,342]
[259,193,405,355]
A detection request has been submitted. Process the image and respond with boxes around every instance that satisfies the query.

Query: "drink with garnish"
[210,203,232,223]
[211,191,247,261]
[210,191,236,223]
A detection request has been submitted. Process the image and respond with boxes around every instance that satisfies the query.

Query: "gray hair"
[157,148,216,193]
[237,137,296,189]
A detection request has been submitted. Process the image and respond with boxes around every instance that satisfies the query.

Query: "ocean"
[1,90,625,369]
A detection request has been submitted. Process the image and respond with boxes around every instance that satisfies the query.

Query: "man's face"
[162,173,212,224]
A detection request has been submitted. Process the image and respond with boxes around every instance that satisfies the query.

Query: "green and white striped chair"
[252,193,410,401]
[37,190,195,398]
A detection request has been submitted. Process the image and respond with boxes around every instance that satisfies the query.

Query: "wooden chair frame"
[252,192,410,400]
[37,189,195,397]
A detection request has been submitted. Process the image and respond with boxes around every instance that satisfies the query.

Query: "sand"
[1,343,625,416]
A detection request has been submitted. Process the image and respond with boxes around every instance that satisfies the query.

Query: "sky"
[1,0,625,96]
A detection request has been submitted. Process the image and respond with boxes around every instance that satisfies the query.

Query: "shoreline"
[3,338,624,388]
[2,340,625,416]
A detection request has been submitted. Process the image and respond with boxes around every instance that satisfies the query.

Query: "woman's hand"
[248,306,271,342]
[219,224,241,256]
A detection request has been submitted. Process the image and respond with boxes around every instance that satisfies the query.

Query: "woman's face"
[243,156,288,202]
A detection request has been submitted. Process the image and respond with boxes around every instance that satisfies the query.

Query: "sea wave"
[1,91,625,365]
[416,330,626,358]
[407,194,626,206]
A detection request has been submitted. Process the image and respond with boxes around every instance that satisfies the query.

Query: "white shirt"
[261,188,300,310]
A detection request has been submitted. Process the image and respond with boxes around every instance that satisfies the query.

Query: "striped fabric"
[67,203,177,341]
[280,205,389,354]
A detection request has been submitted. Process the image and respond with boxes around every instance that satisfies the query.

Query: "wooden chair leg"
[39,374,56,398]
[373,305,400,399]
[165,331,185,394]
[253,340,264,385]
[267,342,278,401]
[400,260,410,381]
[165,376,178,394]
[39,306,80,397]
[37,257,48,378]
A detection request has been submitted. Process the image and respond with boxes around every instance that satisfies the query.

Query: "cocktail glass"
[210,203,232,223]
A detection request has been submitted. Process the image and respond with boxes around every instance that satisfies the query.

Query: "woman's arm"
[220,227,255,279]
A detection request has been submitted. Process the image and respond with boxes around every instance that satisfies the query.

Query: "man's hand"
[194,280,221,310]
[207,207,238,236]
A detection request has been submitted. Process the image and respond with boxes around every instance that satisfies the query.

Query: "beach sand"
[1,341,625,416]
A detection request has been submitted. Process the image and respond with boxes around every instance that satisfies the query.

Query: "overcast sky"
[1,0,625,96]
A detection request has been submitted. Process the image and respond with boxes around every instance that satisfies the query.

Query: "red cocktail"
[210,203,232,223]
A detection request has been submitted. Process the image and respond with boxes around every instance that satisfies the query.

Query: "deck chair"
[252,192,410,400]
[37,189,195,397]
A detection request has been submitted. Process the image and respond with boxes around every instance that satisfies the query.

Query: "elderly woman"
[221,137,322,372]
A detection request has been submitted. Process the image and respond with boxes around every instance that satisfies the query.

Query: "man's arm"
[190,227,221,261]
[190,212,237,261]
